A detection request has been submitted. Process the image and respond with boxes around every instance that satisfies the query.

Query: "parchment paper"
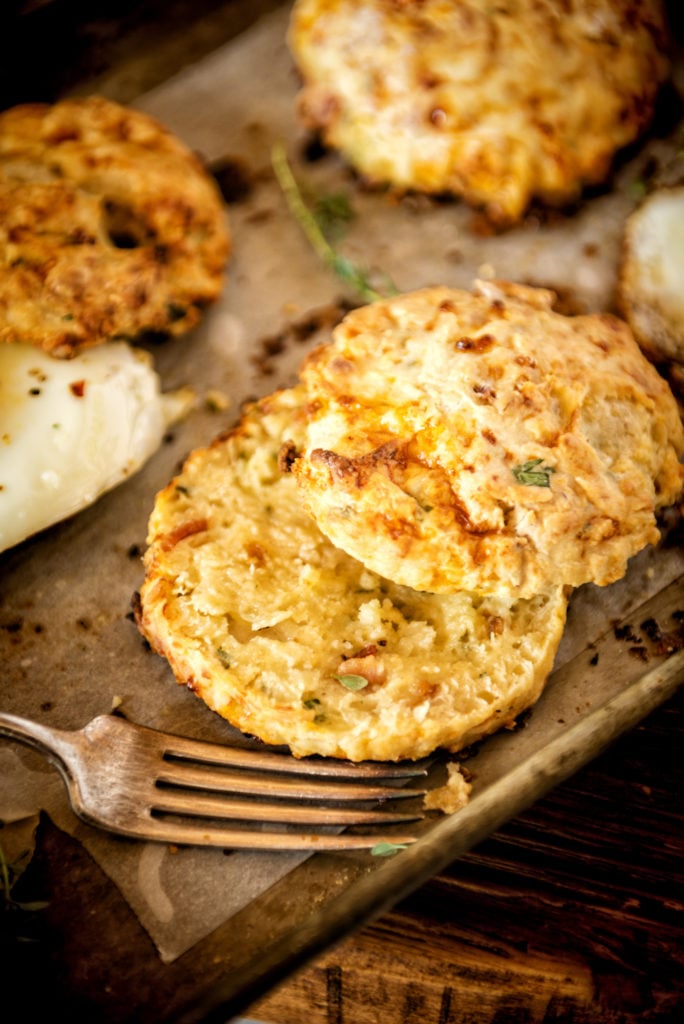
[1,3,683,965]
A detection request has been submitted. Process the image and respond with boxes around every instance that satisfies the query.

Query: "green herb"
[302,697,321,709]
[175,484,191,495]
[313,191,354,243]
[512,458,556,487]
[629,178,648,200]
[271,141,396,303]
[334,673,369,691]
[371,841,409,857]
[216,646,231,668]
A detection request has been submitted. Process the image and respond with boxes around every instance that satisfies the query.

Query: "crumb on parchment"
[424,761,472,815]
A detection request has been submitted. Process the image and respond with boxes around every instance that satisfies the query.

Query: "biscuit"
[288,0,670,224]
[292,282,684,599]
[136,385,568,762]
[619,186,684,386]
[0,96,229,355]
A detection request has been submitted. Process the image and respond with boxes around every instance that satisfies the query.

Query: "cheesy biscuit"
[288,0,670,224]
[293,282,684,599]
[136,386,568,762]
[0,96,229,355]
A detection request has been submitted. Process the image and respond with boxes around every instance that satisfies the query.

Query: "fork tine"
[110,816,421,851]
[156,762,426,802]
[151,788,423,825]
[158,730,429,780]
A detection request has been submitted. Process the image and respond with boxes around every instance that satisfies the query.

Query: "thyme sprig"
[271,142,396,303]
[312,190,355,243]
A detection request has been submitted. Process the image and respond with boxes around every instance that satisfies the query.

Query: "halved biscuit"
[293,282,684,599]
[288,0,670,224]
[136,385,568,762]
[0,96,229,355]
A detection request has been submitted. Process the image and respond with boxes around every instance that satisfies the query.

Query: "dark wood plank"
[251,690,684,1023]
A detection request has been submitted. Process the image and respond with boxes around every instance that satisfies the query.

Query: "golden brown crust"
[136,385,568,762]
[288,0,670,224]
[0,96,230,355]
[293,282,684,598]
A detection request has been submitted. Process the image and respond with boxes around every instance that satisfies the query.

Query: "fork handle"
[0,711,72,767]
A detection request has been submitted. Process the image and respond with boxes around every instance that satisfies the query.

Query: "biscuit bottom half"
[137,386,568,762]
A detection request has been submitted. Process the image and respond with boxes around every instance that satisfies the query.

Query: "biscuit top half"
[293,281,684,599]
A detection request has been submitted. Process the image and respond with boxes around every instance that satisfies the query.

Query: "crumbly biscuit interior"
[138,387,568,761]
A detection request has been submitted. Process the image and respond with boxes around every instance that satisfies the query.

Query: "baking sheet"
[1,0,683,1008]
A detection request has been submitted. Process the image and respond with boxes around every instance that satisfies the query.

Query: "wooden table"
[2,4,683,1022]
[253,688,684,1024]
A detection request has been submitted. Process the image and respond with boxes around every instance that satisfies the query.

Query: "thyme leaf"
[512,458,556,487]
[371,841,409,856]
[271,141,396,303]
[334,673,369,691]
[629,178,648,200]
[216,646,231,668]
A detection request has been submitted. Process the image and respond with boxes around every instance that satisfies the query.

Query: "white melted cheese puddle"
[0,341,193,553]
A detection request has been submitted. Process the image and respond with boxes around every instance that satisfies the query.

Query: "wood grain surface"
[251,690,684,1023]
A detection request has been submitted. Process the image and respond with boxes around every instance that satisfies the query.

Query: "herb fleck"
[216,646,231,668]
[334,673,369,691]
[371,841,409,857]
[512,458,555,487]
[629,178,648,200]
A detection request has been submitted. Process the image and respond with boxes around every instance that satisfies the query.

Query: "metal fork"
[0,712,427,850]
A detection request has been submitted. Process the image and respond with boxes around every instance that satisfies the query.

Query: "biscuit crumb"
[205,389,230,413]
[424,762,472,815]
